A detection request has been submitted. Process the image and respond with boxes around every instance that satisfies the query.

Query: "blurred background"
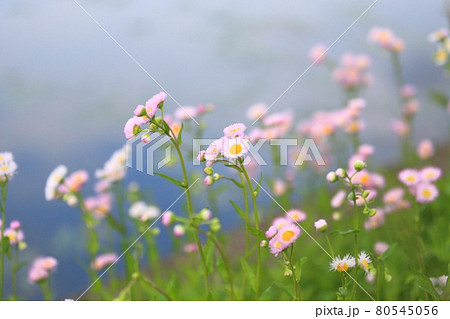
[0,0,449,299]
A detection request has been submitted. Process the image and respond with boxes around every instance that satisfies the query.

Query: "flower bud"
[212,173,220,181]
[368,209,377,217]
[353,160,366,171]
[141,133,151,144]
[335,168,347,178]
[332,211,341,221]
[362,190,370,198]
[284,267,293,277]
[10,220,21,230]
[204,167,213,175]
[162,211,174,226]
[173,224,185,237]
[198,208,212,221]
[326,171,337,183]
[210,218,221,233]
[260,240,267,248]
[204,176,214,186]
[314,219,327,232]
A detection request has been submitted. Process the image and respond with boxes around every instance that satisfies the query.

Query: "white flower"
[357,251,372,272]
[45,165,68,201]
[222,138,250,159]
[0,152,18,182]
[330,254,356,272]
[129,201,160,222]
[95,146,128,183]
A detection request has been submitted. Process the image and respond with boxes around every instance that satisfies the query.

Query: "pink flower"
[383,187,405,205]
[205,139,223,161]
[331,190,346,208]
[85,194,113,219]
[162,211,174,226]
[92,253,118,271]
[64,170,89,192]
[271,217,292,230]
[357,144,375,159]
[273,179,287,196]
[133,115,150,126]
[286,209,307,222]
[204,176,214,186]
[174,106,198,121]
[417,139,435,160]
[265,225,277,239]
[246,103,268,121]
[124,118,141,139]
[10,220,21,230]
[4,228,25,245]
[314,219,327,232]
[268,235,288,256]
[398,169,420,186]
[400,84,417,99]
[184,243,198,253]
[134,104,146,116]
[223,123,247,138]
[278,224,301,245]
[145,92,167,117]
[420,167,442,183]
[33,257,58,272]
[374,242,389,255]
[391,119,409,136]
[309,43,328,64]
[197,150,206,162]
[28,267,49,284]
[402,100,420,116]
[415,183,439,203]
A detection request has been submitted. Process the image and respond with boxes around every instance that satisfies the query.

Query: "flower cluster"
[264,213,302,256]
[330,251,372,273]
[332,54,372,90]
[428,28,450,66]
[44,165,89,206]
[398,167,442,203]
[368,27,405,52]
[247,108,294,140]
[0,152,18,182]
[2,220,26,250]
[128,201,161,222]
[28,257,58,284]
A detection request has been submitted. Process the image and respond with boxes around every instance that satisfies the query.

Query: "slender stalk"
[376,262,381,300]
[140,274,173,301]
[350,178,359,301]
[196,227,235,300]
[40,278,52,301]
[284,247,302,301]
[12,245,18,300]
[324,233,335,258]
[147,234,162,284]
[240,164,261,298]
[171,137,210,296]
[239,171,250,296]
[0,182,8,301]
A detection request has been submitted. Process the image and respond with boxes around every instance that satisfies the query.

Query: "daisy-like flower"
[278,224,301,245]
[92,253,118,271]
[417,139,435,160]
[272,217,292,230]
[129,201,161,222]
[45,165,68,201]
[95,146,128,183]
[268,235,288,256]
[330,254,356,272]
[398,169,420,186]
[415,183,439,203]
[383,187,405,205]
[204,139,223,161]
[286,209,306,222]
[123,117,142,139]
[33,257,58,272]
[420,167,442,183]
[222,137,250,159]
[246,103,268,121]
[265,225,278,239]
[85,193,113,219]
[223,123,246,138]
[4,228,25,245]
[428,28,449,43]
[314,219,327,232]
[357,251,372,272]
[0,152,18,182]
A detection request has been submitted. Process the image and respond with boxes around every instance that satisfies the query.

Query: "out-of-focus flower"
[174,106,198,121]
[430,275,448,295]
[0,152,18,182]
[184,243,198,253]
[246,103,268,121]
[417,139,435,160]
[45,165,68,201]
[4,228,25,245]
[364,209,385,230]
[271,217,292,230]
[420,167,442,183]
[333,53,372,90]
[273,179,287,196]
[391,119,410,136]
[223,123,247,138]
[415,183,439,203]
[265,225,278,239]
[28,256,58,284]
[129,201,161,222]
[374,242,389,255]
[173,224,185,237]
[314,219,327,232]
[368,27,405,52]
[309,43,328,64]
[85,193,113,219]
[398,169,420,186]
[63,170,89,193]
[330,254,356,272]
[331,190,346,208]
[92,253,118,271]
[401,84,417,99]
[95,146,128,183]
[162,211,175,226]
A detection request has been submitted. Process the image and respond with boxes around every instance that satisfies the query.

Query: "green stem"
[376,262,381,300]
[140,274,173,301]
[147,234,162,284]
[40,278,52,301]
[324,233,335,258]
[350,181,359,301]
[12,245,18,300]
[240,164,261,298]
[171,137,210,297]
[0,182,8,301]
[239,171,250,297]
[284,248,302,301]
[196,227,235,300]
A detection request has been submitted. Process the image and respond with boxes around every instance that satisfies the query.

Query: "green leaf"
[259,283,293,301]
[105,214,126,234]
[176,122,184,146]
[415,272,440,300]
[154,172,186,188]
[246,223,263,237]
[13,261,28,272]
[429,90,449,108]
[224,164,241,171]
[241,258,256,293]
[296,257,308,282]
[229,200,247,220]
[329,229,360,236]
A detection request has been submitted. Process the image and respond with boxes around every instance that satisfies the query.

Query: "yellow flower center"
[282,230,295,241]
[422,189,432,198]
[360,174,370,184]
[362,260,369,270]
[406,175,416,182]
[337,263,348,272]
[229,144,243,155]
[275,241,282,249]
[1,166,8,172]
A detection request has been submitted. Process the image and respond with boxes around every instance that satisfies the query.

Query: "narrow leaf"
[154,172,186,188]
